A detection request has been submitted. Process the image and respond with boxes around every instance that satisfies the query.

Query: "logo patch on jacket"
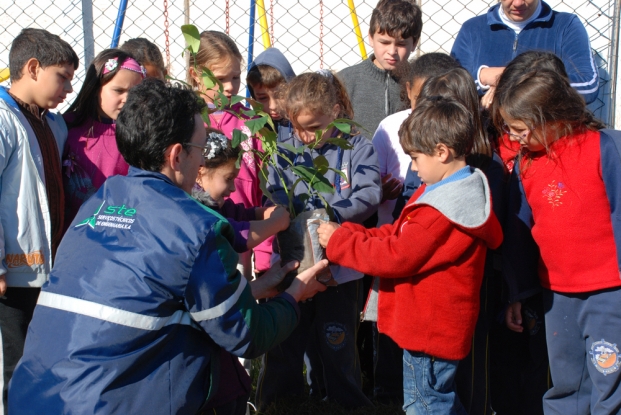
[339,162,350,190]
[590,339,621,375]
[75,200,137,230]
[324,322,347,350]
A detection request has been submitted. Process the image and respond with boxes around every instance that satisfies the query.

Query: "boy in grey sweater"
[338,0,422,138]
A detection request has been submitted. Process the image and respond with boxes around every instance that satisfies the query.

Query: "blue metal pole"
[246,0,256,97]
[110,0,129,48]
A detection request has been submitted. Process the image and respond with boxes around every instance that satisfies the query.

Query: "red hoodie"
[326,168,503,360]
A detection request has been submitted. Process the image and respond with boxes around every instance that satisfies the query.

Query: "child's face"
[252,84,282,121]
[406,77,426,109]
[98,68,143,120]
[409,150,445,185]
[368,31,415,71]
[292,106,338,146]
[500,108,546,152]
[197,160,239,206]
[32,62,75,109]
[202,57,242,103]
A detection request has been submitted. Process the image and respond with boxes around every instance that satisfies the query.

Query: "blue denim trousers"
[403,350,468,415]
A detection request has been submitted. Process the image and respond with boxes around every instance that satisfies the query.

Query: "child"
[338,0,422,137]
[189,30,267,278]
[0,28,78,410]
[256,72,380,410]
[318,95,503,415]
[495,67,621,414]
[120,37,167,80]
[192,128,290,252]
[246,47,295,143]
[374,52,460,226]
[62,49,145,225]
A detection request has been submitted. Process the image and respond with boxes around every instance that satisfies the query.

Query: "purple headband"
[103,57,146,78]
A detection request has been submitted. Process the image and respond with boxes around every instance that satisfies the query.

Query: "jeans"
[403,350,468,415]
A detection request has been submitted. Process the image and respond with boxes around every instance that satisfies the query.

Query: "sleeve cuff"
[477,65,491,91]
[274,291,300,321]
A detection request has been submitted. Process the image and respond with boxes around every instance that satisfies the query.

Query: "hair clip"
[205,132,229,159]
[104,59,118,72]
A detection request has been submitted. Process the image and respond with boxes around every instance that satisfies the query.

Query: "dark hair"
[282,72,354,127]
[202,127,241,170]
[189,31,242,88]
[370,0,423,42]
[120,38,166,76]
[116,78,207,172]
[9,28,79,82]
[420,68,492,163]
[492,68,604,147]
[394,53,460,108]
[399,96,474,158]
[247,65,286,91]
[64,49,137,128]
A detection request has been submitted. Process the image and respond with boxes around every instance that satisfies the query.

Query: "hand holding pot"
[317,221,341,248]
[263,205,291,231]
[285,259,329,302]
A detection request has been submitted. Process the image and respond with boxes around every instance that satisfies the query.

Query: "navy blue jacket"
[8,168,300,414]
[451,1,599,103]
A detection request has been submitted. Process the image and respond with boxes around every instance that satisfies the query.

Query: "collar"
[0,86,54,120]
[487,0,553,28]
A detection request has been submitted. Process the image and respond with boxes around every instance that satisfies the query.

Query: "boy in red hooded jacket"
[318,95,502,415]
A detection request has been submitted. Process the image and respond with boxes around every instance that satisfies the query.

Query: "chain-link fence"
[1,0,619,126]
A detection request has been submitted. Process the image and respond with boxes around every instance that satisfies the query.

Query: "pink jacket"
[209,103,272,271]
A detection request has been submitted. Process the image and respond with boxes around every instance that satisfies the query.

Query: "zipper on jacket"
[385,72,389,116]
[512,34,518,56]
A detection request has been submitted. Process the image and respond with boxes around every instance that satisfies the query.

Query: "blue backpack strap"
[599,129,621,271]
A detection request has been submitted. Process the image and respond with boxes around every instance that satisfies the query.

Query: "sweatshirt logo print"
[542,181,566,208]
[590,339,621,375]
[75,201,137,230]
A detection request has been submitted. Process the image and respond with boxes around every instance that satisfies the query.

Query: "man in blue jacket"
[451,0,598,105]
[8,79,327,415]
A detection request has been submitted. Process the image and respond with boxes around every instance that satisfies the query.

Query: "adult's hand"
[381,173,403,202]
[285,259,329,302]
[250,260,297,299]
[505,302,524,333]
[479,66,505,88]
[0,274,5,296]
[481,86,496,110]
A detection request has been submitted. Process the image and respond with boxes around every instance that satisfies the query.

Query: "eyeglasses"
[502,124,531,141]
[183,142,209,157]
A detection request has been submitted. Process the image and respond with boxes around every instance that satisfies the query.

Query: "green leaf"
[292,165,334,194]
[242,109,257,118]
[313,155,330,174]
[281,143,305,155]
[329,167,348,184]
[324,137,354,150]
[217,92,230,108]
[231,129,248,148]
[246,97,264,112]
[332,121,351,134]
[245,116,269,135]
[230,95,246,106]
[201,70,216,90]
[298,193,311,206]
[201,109,211,126]
[181,25,201,54]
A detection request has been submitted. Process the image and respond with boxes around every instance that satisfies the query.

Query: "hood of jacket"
[409,167,502,250]
[248,48,295,97]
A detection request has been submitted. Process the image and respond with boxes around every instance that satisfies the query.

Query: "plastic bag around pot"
[276,208,337,291]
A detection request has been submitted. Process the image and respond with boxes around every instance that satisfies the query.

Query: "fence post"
[81,0,95,67]
[110,0,129,48]
[247,0,256,97]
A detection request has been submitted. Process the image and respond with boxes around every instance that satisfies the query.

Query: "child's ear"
[435,143,451,162]
[332,104,340,119]
[25,58,40,81]
[188,67,201,88]
[406,81,412,100]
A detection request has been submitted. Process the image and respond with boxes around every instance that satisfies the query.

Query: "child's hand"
[381,173,403,202]
[317,221,340,248]
[505,302,524,333]
[265,206,290,231]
